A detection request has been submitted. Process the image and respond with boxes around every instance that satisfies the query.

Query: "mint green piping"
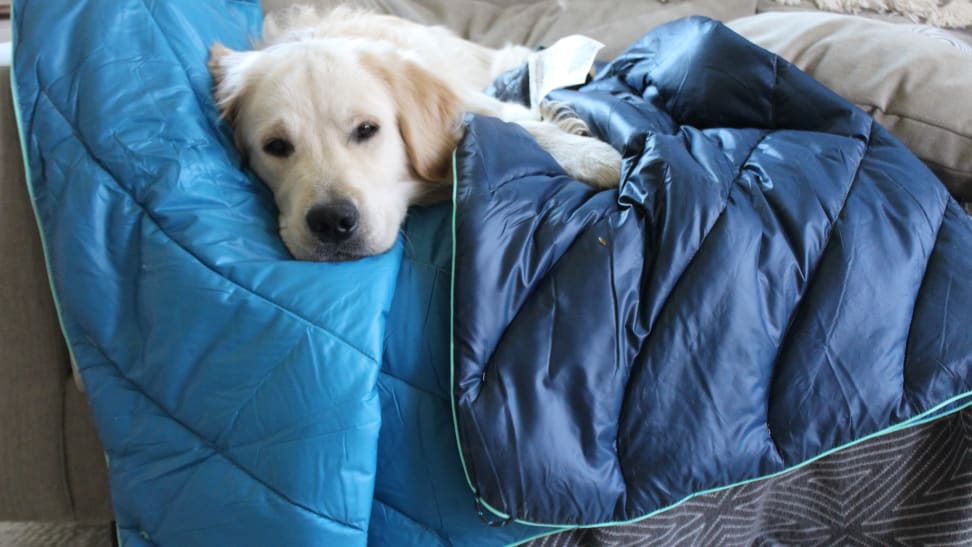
[507,397,972,546]
[9,1,85,407]
[448,150,485,506]
[446,142,972,536]
[9,4,122,545]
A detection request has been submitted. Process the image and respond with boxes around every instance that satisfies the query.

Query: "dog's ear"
[208,43,259,124]
[362,53,461,184]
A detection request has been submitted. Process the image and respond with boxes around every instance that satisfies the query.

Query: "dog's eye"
[263,138,294,158]
[353,122,379,143]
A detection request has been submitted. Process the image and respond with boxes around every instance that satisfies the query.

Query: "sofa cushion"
[730,11,972,201]
[0,66,86,522]
[756,0,972,30]
[261,0,760,59]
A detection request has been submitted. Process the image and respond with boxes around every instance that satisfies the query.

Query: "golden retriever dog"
[209,6,621,262]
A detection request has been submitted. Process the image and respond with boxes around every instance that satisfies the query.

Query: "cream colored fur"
[209,6,621,261]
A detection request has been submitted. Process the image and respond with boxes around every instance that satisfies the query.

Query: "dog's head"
[209,39,459,261]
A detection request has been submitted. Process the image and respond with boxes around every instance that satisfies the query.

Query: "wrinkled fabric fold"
[453,17,972,526]
[15,2,394,545]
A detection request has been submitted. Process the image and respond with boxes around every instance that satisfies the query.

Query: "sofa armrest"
[0,65,111,522]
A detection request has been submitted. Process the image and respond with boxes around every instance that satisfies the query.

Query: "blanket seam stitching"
[218,331,312,442]
[150,451,217,534]
[129,0,380,362]
[900,190,961,414]
[380,368,448,402]
[130,0,382,362]
[84,341,367,533]
[372,497,452,546]
[136,0,239,154]
[33,89,378,365]
[615,129,764,495]
[763,120,873,465]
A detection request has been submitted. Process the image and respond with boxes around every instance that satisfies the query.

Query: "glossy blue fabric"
[374,206,549,545]
[14,1,392,545]
[453,17,972,526]
[13,1,546,544]
[16,0,972,541]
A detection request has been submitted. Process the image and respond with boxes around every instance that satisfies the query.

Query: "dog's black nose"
[306,201,359,243]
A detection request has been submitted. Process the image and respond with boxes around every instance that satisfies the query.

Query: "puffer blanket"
[452,16,972,527]
[12,0,972,545]
[13,1,541,545]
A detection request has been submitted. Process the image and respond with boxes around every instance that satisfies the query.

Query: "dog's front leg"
[464,93,540,123]
[462,93,620,188]
[516,120,621,189]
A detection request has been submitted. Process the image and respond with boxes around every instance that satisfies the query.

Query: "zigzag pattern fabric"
[528,407,972,545]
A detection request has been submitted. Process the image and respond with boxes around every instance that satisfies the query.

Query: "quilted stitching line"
[84,341,366,533]
[137,0,244,148]
[615,130,755,495]
[128,2,380,363]
[372,498,452,546]
[150,450,217,535]
[380,363,448,402]
[31,87,377,532]
[217,330,310,444]
[463,120,617,399]
[764,118,873,464]
[900,198,962,415]
[35,89,378,364]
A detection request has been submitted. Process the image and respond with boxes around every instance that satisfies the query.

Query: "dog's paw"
[539,100,592,137]
[517,120,621,189]
[544,133,621,189]
[573,138,621,189]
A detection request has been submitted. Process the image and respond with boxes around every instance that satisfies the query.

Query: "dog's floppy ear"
[208,43,259,123]
[362,53,461,184]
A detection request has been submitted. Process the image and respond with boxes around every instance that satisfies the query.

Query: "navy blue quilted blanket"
[452,17,972,527]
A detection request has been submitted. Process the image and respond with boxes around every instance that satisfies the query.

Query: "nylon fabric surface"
[15,1,385,545]
[524,406,972,546]
[15,1,972,541]
[12,1,548,544]
[452,17,972,526]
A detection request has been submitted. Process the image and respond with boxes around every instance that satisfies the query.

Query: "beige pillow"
[261,0,760,60]
[730,12,972,201]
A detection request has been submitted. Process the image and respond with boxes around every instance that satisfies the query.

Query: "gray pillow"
[730,11,972,201]
[261,0,759,60]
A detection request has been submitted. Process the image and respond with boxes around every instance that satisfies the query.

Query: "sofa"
[0,64,114,523]
[1,0,969,537]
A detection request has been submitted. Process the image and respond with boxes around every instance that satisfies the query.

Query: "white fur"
[210,6,621,261]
